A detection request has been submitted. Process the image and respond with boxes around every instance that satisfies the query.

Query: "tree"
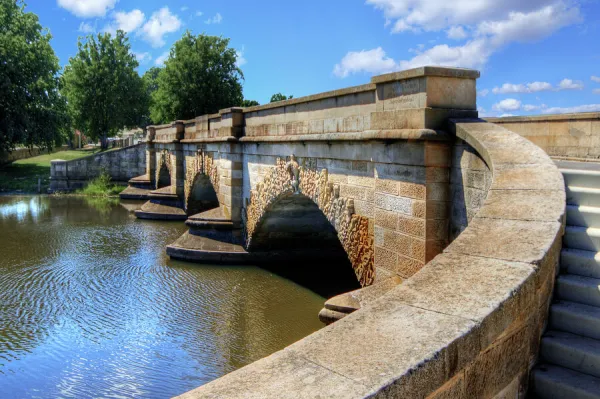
[62,31,147,149]
[151,31,243,123]
[270,93,293,103]
[139,67,162,128]
[0,0,68,153]
[241,99,260,107]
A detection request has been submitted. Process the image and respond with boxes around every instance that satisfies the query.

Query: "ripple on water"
[0,196,325,398]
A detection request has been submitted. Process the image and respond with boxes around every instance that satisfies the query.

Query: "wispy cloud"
[205,13,222,24]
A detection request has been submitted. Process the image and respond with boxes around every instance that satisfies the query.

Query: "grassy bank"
[77,173,125,197]
[0,148,102,193]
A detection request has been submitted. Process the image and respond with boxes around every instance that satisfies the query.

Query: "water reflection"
[0,196,324,399]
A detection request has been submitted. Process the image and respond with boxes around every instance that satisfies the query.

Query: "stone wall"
[176,119,565,399]
[49,143,146,191]
[449,138,492,242]
[0,145,69,165]
[486,112,600,160]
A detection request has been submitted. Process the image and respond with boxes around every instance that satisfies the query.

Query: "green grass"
[0,148,102,193]
[78,172,125,197]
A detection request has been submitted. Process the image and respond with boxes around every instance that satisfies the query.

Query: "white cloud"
[447,26,467,40]
[196,11,203,17]
[58,0,117,18]
[205,13,222,24]
[492,81,552,94]
[523,104,546,112]
[542,104,600,114]
[236,48,247,67]
[592,76,600,83]
[557,78,584,90]
[181,6,188,11]
[140,7,182,48]
[492,98,521,112]
[593,89,600,95]
[478,89,489,97]
[155,51,169,66]
[78,21,95,33]
[336,1,580,78]
[113,9,145,32]
[333,47,398,78]
[134,52,152,65]
[499,113,515,117]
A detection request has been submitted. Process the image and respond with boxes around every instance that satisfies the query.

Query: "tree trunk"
[100,133,108,150]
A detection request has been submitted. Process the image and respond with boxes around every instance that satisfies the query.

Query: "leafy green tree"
[151,31,243,123]
[0,0,68,153]
[270,93,293,103]
[138,67,162,129]
[62,31,147,149]
[241,99,260,107]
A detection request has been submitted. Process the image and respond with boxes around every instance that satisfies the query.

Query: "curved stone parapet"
[176,119,565,398]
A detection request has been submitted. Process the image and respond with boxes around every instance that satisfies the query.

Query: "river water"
[0,196,325,398]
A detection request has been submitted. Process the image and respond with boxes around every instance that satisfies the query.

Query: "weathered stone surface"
[492,163,564,191]
[477,189,565,222]
[176,351,372,399]
[287,301,479,396]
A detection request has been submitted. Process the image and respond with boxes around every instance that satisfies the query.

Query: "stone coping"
[176,118,565,398]
[49,143,144,164]
[370,66,480,84]
[485,111,600,123]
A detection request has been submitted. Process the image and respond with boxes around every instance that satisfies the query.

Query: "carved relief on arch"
[184,151,220,210]
[155,149,173,189]
[244,156,375,287]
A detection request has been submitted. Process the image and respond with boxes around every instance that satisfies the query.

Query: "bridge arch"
[244,156,375,288]
[184,151,221,215]
[155,149,172,189]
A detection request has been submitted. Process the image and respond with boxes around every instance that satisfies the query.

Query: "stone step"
[561,169,600,190]
[134,200,187,221]
[564,226,600,252]
[148,185,180,201]
[128,174,154,189]
[561,249,600,279]
[541,331,600,378]
[567,205,600,229]
[551,301,600,341]
[186,207,234,230]
[567,186,600,207]
[531,363,600,399]
[119,186,152,200]
[556,274,600,307]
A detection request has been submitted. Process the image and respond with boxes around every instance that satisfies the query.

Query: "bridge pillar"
[172,121,186,198]
[146,126,156,186]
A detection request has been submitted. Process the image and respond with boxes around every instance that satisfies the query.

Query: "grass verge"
[0,148,102,193]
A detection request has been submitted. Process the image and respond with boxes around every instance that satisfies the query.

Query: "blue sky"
[25,0,600,116]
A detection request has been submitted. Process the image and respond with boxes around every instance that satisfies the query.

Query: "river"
[0,196,324,398]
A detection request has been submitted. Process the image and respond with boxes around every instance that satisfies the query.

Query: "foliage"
[0,0,69,153]
[241,99,260,107]
[61,31,147,149]
[78,171,124,197]
[0,148,101,192]
[270,93,294,103]
[139,67,161,128]
[150,31,244,123]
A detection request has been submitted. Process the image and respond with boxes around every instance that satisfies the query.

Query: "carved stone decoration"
[183,151,220,210]
[155,149,173,189]
[244,157,375,287]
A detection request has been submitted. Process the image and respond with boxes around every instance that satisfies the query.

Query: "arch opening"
[157,162,171,189]
[249,193,361,297]
[186,173,219,216]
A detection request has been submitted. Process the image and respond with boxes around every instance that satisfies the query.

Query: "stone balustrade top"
[176,119,565,398]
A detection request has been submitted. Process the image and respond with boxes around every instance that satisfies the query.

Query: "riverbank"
[0,148,102,193]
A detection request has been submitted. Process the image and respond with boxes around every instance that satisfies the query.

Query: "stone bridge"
[120,66,569,398]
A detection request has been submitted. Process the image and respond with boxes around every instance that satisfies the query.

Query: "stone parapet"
[176,119,565,399]
[486,112,600,160]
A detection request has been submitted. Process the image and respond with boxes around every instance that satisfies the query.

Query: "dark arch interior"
[157,163,171,189]
[250,193,361,297]
[187,173,219,215]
